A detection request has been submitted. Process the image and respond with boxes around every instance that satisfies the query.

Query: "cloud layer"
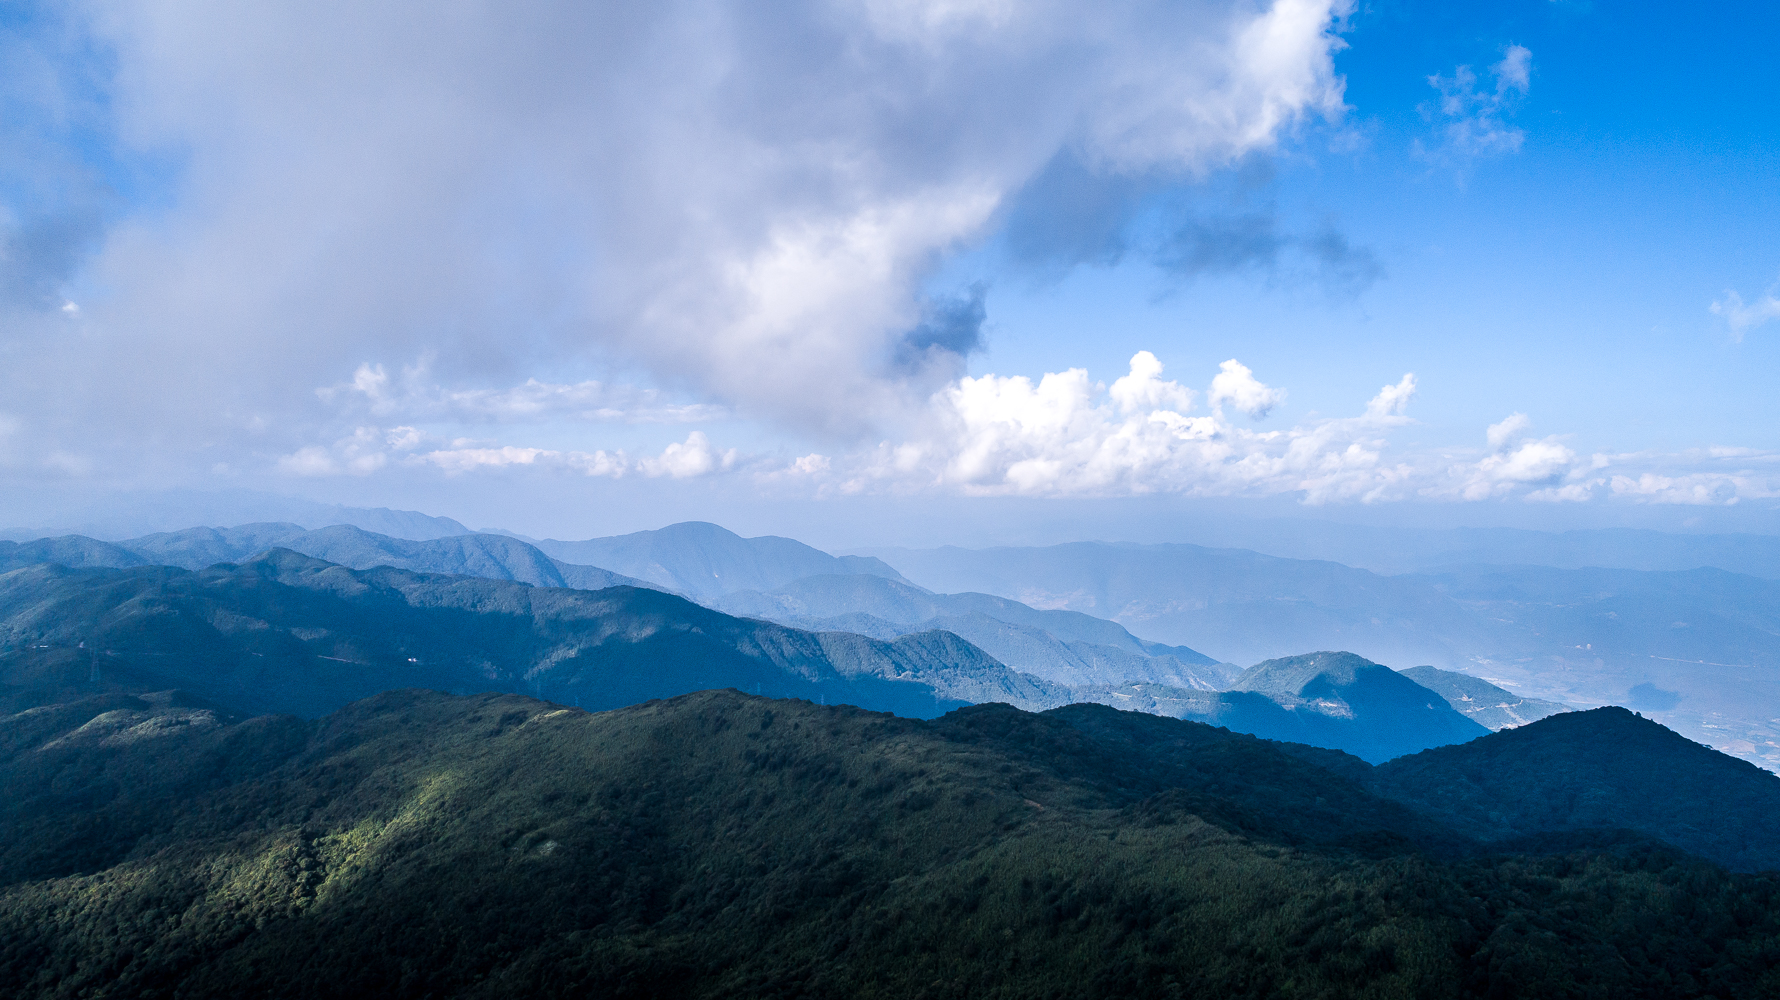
[268,350,1780,509]
[0,0,1357,481]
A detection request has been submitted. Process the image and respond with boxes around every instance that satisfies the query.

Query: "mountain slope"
[1377,706,1780,872]
[1398,665,1571,730]
[1056,652,1489,764]
[1226,652,1490,763]
[532,521,911,597]
[0,552,1051,720]
[4,688,1779,999]
[0,536,151,571]
[711,573,1230,689]
[0,554,1513,762]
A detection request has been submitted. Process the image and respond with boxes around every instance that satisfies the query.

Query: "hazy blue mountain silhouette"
[529,521,910,598]
[711,572,1231,689]
[863,539,1780,770]
[1398,665,1571,729]
[0,524,655,592]
[1023,652,1487,764]
[1,490,471,542]
[1222,652,1489,762]
[1140,518,1780,579]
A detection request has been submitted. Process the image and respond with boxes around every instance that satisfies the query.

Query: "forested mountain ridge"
[0,551,1048,720]
[1376,706,1780,872]
[3,553,1501,762]
[3,688,1778,998]
[0,523,657,592]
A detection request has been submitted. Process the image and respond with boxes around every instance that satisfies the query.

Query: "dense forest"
[4,687,1778,998]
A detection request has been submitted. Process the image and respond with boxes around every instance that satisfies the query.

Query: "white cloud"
[266,354,1780,509]
[641,431,738,479]
[1364,373,1416,418]
[1711,278,1780,341]
[1455,412,1587,499]
[1419,44,1532,165]
[322,363,727,425]
[1208,358,1287,418]
[834,352,1417,500]
[1485,411,1532,450]
[1610,472,1746,506]
[275,426,389,477]
[1109,350,1196,415]
[1493,44,1532,94]
[1525,481,1600,503]
[3,0,1355,479]
[417,445,625,478]
[278,422,630,478]
[277,446,339,477]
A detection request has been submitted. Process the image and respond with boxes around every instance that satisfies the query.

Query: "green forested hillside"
[1377,706,1780,871]
[3,689,1778,999]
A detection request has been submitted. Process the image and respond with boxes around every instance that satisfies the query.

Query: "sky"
[2,0,1778,544]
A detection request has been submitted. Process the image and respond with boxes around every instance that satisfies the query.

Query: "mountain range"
[861,539,1780,769]
[708,571,1232,690]
[0,523,654,591]
[0,551,1054,721]
[1155,519,1780,579]
[0,552,1506,763]
[3,686,1777,998]
[523,520,912,598]
[1,490,472,541]
[1,522,1234,711]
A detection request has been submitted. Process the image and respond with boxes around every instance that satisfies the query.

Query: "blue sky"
[1,0,1777,542]
[966,0,1780,451]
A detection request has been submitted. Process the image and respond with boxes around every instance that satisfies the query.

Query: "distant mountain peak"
[529,521,914,597]
[1232,651,1389,697]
